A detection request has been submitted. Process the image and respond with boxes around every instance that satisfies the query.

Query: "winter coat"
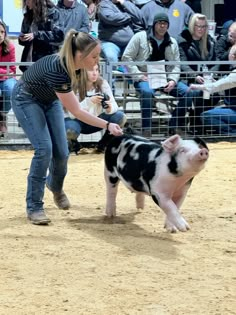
[122,30,180,83]
[57,0,90,34]
[97,0,145,47]
[178,28,218,83]
[19,5,64,63]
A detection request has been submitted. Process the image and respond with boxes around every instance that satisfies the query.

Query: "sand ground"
[0,142,235,315]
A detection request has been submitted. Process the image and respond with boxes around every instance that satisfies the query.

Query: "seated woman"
[176,13,220,134]
[0,20,17,136]
[64,64,126,153]
[189,44,236,135]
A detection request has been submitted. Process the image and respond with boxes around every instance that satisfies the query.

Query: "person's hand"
[90,94,104,105]
[195,75,204,84]
[19,33,34,42]
[140,74,148,82]
[163,80,176,93]
[104,100,112,113]
[107,123,123,136]
[187,84,205,92]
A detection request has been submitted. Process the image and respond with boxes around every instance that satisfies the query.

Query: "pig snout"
[198,148,209,161]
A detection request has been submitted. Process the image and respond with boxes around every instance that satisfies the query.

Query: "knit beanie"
[153,13,169,26]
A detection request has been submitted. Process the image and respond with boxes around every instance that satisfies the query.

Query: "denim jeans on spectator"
[0,77,17,113]
[11,82,69,214]
[65,111,126,136]
[134,80,191,130]
[101,41,126,64]
[200,107,236,135]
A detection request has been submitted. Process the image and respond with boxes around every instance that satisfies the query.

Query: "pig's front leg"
[104,168,119,217]
[152,193,190,232]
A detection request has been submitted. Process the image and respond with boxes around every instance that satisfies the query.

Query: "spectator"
[175,13,220,133]
[65,64,126,153]
[189,44,236,135]
[57,0,90,35]
[0,20,17,136]
[97,0,145,65]
[141,0,194,39]
[215,22,236,72]
[19,0,64,72]
[11,31,122,225]
[122,12,190,137]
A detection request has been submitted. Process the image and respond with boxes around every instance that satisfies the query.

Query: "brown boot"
[53,190,71,210]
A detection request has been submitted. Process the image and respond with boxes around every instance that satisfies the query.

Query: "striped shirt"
[22,54,72,104]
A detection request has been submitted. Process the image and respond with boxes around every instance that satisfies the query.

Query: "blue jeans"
[0,77,17,113]
[11,82,69,213]
[101,41,126,63]
[65,111,126,136]
[200,107,236,135]
[134,80,190,130]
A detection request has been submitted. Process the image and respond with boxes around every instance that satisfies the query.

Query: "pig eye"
[179,147,186,153]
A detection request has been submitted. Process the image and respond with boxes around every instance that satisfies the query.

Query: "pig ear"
[161,134,181,153]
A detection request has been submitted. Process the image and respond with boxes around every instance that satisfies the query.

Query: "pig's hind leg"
[104,167,120,217]
[136,192,145,210]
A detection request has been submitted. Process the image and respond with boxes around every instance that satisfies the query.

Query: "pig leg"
[152,193,190,232]
[135,192,145,209]
[164,185,191,232]
[104,167,120,217]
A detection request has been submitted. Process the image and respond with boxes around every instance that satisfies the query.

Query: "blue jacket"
[97,0,145,47]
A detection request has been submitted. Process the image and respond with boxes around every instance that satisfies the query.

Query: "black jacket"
[178,29,218,83]
[19,6,64,64]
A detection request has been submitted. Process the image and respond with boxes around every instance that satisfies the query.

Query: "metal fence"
[0,60,236,148]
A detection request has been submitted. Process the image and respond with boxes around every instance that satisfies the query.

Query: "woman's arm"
[56,91,123,135]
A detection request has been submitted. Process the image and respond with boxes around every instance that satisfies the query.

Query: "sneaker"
[27,210,51,225]
[46,184,71,210]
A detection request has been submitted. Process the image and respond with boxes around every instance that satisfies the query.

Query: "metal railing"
[0,60,236,147]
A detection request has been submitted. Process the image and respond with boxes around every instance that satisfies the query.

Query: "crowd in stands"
[0,0,236,143]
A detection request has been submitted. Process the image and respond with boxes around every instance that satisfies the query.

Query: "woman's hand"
[187,84,205,92]
[19,33,34,42]
[195,75,204,84]
[107,123,123,136]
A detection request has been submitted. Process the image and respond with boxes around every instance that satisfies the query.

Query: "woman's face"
[87,64,99,83]
[74,44,101,70]
[0,25,6,45]
[193,19,208,40]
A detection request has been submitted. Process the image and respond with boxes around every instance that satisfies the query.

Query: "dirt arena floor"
[0,141,235,315]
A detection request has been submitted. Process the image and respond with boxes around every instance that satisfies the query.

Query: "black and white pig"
[104,134,209,232]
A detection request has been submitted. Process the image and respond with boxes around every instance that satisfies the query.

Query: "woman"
[0,20,17,135]
[189,44,236,135]
[64,63,126,153]
[19,0,64,72]
[175,13,220,133]
[11,30,123,225]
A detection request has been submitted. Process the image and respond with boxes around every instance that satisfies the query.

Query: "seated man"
[97,0,144,65]
[122,13,190,137]
[64,64,126,153]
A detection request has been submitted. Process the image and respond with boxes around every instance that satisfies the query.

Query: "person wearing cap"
[122,12,190,137]
[141,0,194,39]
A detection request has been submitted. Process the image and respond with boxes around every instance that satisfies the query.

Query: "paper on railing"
[147,61,167,89]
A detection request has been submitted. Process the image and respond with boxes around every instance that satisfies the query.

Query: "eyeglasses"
[195,24,208,29]
[156,21,169,26]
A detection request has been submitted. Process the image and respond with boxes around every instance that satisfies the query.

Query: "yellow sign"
[14,0,22,9]
[173,9,180,18]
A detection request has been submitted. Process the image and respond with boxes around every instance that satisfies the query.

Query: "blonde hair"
[59,30,100,90]
[188,13,209,59]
